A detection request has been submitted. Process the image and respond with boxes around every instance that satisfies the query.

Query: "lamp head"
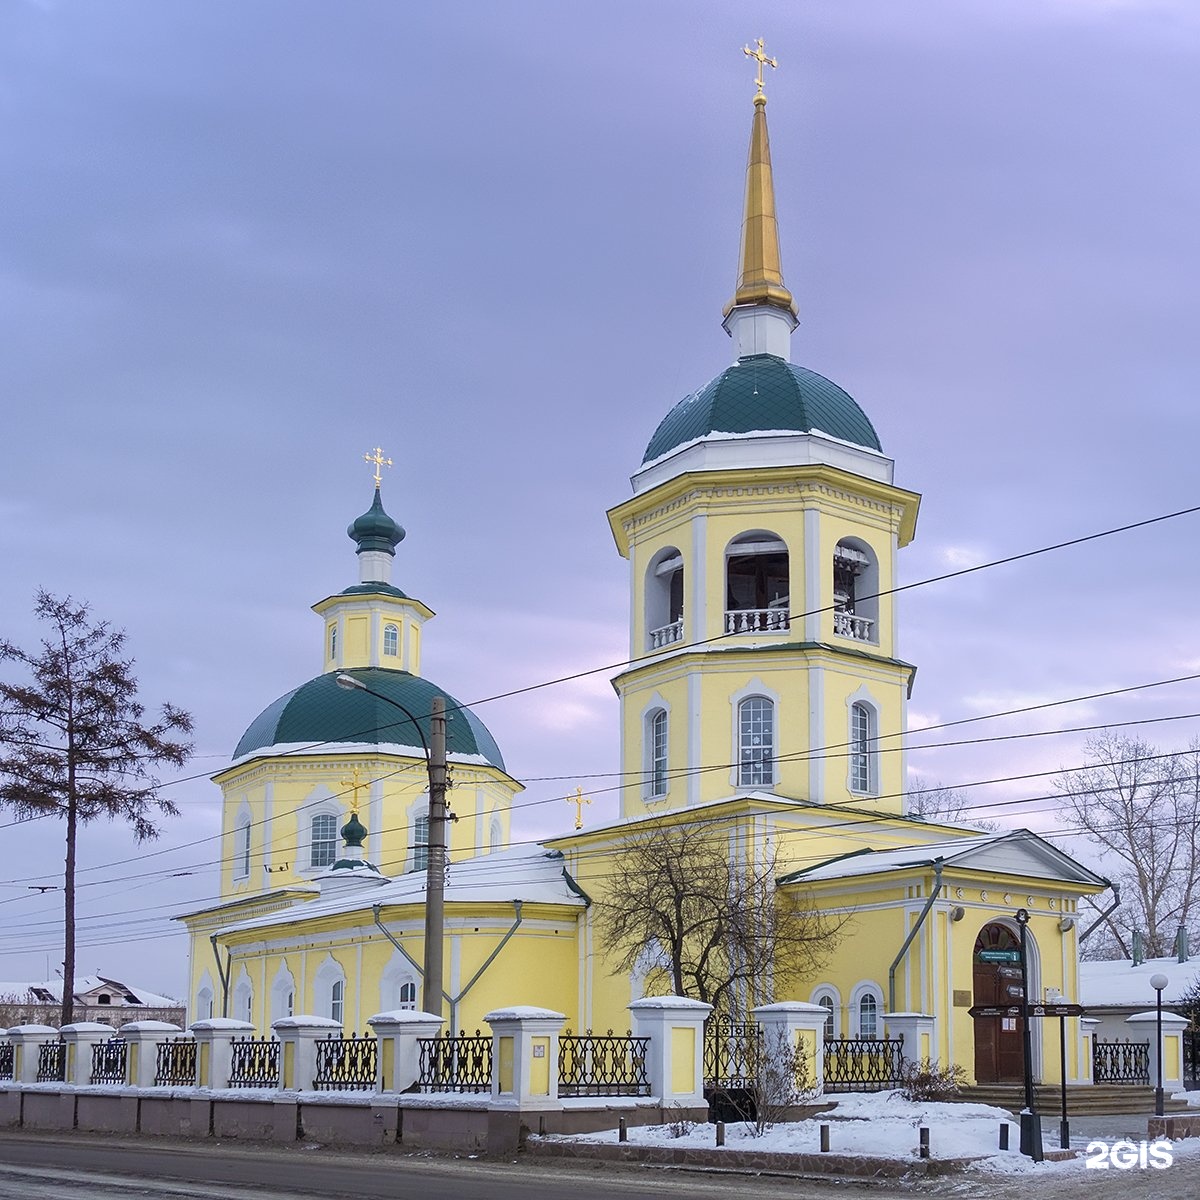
[336,673,367,692]
[1150,972,1169,993]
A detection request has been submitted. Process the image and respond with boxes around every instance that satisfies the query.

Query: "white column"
[368,1010,443,1093]
[484,1005,566,1112]
[628,996,712,1107]
[119,1021,184,1089]
[884,1012,936,1068]
[6,1025,59,1085]
[752,1001,828,1097]
[1125,1010,1190,1094]
[272,1015,343,1091]
[190,1017,255,1089]
[59,1022,117,1087]
[1079,1017,1100,1083]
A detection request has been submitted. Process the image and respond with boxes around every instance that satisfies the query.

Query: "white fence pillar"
[484,1006,566,1111]
[120,1021,184,1089]
[628,996,712,1108]
[884,1011,935,1068]
[272,1016,343,1091]
[752,1001,829,1097]
[367,1010,443,1093]
[189,1018,255,1089]
[1126,1010,1189,1094]
[6,1025,59,1085]
[59,1022,118,1086]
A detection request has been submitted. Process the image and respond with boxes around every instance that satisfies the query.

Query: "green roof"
[233,667,506,771]
[643,354,881,464]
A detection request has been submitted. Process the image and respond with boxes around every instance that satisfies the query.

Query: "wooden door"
[972,923,1025,1083]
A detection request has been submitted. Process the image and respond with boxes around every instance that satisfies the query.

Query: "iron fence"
[313,1033,378,1091]
[823,1035,905,1093]
[154,1037,197,1086]
[1185,1030,1199,1091]
[228,1035,280,1088]
[703,1016,764,1089]
[416,1030,492,1092]
[36,1039,66,1083]
[90,1038,128,1085]
[0,1042,12,1081]
[1093,1038,1150,1085]
[559,1029,651,1097]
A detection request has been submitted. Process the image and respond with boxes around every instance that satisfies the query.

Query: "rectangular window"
[850,704,872,792]
[738,697,775,787]
[649,710,668,797]
[311,814,338,868]
[412,814,430,872]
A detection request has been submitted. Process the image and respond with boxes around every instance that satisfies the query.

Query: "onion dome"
[347,488,405,556]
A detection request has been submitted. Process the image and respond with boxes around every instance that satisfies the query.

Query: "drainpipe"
[372,900,524,1030]
[888,862,943,1013]
[210,934,231,1018]
[1078,884,1121,946]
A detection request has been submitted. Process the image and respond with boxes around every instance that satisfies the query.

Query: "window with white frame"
[412,813,429,872]
[738,695,775,787]
[310,813,338,868]
[328,624,337,659]
[857,992,879,1038]
[383,623,399,656]
[850,701,874,793]
[488,816,503,853]
[647,708,668,798]
[330,979,344,1024]
[817,994,835,1039]
[234,817,251,880]
[399,981,417,1010]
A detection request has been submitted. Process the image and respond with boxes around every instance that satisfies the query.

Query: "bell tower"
[608,47,920,819]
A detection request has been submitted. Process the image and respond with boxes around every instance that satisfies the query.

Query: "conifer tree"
[0,591,193,1025]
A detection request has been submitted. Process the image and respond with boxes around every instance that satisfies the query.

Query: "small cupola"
[348,487,405,585]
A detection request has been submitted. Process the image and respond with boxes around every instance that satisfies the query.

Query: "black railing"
[823,1035,905,1092]
[1184,1030,1199,1091]
[703,1016,763,1088]
[416,1030,492,1092]
[0,1042,13,1081]
[90,1038,128,1085]
[313,1033,378,1091]
[559,1029,651,1097]
[1093,1038,1150,1085]
[154,1037,198,1086]
[36,1039,66,1083]
[228,1035,280,1088]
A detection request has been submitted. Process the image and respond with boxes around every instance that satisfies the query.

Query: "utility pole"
[422,696,447,1015]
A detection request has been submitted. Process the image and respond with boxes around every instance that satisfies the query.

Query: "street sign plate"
[968,1005,1022,1018]
[978,949,1022,963]
[968,1003,1086,1019]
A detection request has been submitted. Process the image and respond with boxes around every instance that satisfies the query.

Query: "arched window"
[235,817,252,880]
[737,696,775,787]
[857,992,879,1039]
[383,623,399,656]
[725,532,789,634]
[646,708,668,798]
[645,547,684,649]
[412,814,430,872]
[310,813,338,868]
[330,979,344,1025]
[488,816,503,853]
[328,624,338,659]
[849,702,875,794]
[818,995,834,1039]
[399,981,417,1011]
[833,539,879,643]
[196,984,214,1022]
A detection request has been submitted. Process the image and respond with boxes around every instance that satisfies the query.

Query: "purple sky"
[2,0,1198,999]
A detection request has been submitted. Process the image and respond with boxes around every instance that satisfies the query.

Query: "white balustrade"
[833,609,874,641]
[724,608,790,635]
[649,619,684,650]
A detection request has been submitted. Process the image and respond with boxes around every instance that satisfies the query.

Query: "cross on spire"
[567,785,592,831]
[340,765,366,811]
[363,446,393,488]
[743,37,777,96]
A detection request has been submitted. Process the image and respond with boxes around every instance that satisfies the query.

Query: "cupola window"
[833,540,879,643]
[737,695,775,787]
[646,548,684,650]
[412,814,430,872]
[725,532,789,634]
[328,624,338,660]
[383,623,399,657]
[235,817,252,880]
[310,814,338,868]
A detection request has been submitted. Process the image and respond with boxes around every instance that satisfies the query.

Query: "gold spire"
[724,39,797,320]
[363,446,393,488]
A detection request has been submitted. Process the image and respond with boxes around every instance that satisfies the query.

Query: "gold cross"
[363,446,393,488]
[567,785,592,830]
[340,766,366,811]
[743,37,778,95]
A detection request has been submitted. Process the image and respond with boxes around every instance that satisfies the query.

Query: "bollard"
[999,1123,1010,1150]
[618,1116,627,1143]
[820,1123,830,1153]
[715,1121,725,1147]
[1060,1118,1070,1151]
[919,1127,930,1160]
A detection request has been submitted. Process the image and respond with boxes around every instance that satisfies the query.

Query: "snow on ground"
[540,1090,1200,1174]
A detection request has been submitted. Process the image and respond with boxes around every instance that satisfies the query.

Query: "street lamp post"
[1150,971,1169,1117]
[1014,908,1044,1162]
[336,673,448,1016]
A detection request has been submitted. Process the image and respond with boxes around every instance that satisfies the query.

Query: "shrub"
[898,1057,968,1102]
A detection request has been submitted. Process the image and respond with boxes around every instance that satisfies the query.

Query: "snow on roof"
[0,976,181,1007]
[222,740,498,774]
[216,845,586,936]
[1079,956,1200,1008]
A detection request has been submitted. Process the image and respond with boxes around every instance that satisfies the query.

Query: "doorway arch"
[972,921,1034,1084]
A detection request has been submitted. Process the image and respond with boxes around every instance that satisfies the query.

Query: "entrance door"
[973,923,1025,1084]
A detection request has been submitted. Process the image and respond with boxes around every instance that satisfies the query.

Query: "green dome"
[233,667,506,771]
[348,488,405,555]
[642,354,881,464]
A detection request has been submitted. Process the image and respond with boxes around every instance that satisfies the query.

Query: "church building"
[180,54,1110,1088]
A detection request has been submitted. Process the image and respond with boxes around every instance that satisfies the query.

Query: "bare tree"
[1056,732,1200,960]
[591,820,841,1015]
[0,591,193,1026]
[906,781,999,831]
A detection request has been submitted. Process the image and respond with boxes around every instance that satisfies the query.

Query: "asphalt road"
[1,1131,1198,1200]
